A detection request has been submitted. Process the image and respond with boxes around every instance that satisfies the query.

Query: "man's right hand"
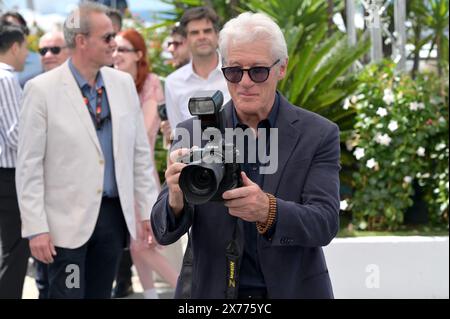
[30,233,57,264]
[165,148,190,216]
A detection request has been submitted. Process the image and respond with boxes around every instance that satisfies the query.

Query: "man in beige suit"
[16,2,158,298]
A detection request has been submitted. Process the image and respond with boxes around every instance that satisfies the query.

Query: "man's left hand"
[139,220,158,248]
[223,172,269,223]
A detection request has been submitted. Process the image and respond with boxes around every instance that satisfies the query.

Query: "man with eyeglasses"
[167,23,190,69]
[16,2,159,299]
[151,12,340,299]
[158,23,191,157]
[38,31,70,72]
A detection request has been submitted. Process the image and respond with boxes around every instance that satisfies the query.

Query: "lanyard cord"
[82,87,104,130]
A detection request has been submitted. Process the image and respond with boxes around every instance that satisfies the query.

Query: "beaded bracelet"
[256,193,277,235]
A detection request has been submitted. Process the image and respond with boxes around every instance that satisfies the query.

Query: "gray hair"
[39,31,66,45]
[219,12,288,64]
[63,2,109,49]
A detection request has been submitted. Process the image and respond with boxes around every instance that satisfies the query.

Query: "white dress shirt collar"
[183,51,223,81]
[0,62,15,72]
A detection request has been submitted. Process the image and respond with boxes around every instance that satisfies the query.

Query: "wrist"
[169,203,183,216]
[256,193,277,235]
[169,191,184,216]
[168,197,184,216]
[258,194,270,223]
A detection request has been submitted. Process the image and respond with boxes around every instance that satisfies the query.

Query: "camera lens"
[190,168,215,196]
[179,162,225,205]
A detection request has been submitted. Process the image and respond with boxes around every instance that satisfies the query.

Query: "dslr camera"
[178,90,242,205]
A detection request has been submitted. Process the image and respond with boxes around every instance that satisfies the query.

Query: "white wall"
[323,236,449,299]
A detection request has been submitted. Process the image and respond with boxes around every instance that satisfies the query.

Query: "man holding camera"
[151,12,340,299]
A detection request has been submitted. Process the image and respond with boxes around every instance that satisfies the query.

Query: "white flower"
[343,98,350,110]
[383,89,395,105]
[409,102,425,111]
[358,221,368,230]
[354,147,365,160]
[439,116,446,124]
[340,200,349,211]
[364,117,372,125]
[376,107,388,117]
[417,147,426,157]
[409,102,419,111]
[366,158,378,169]
[388,120,398,132]
[431,97,440,105]
[435,143,446,151]
[403,176,413,184]
[375,133,392,146]
[422,173,430,179]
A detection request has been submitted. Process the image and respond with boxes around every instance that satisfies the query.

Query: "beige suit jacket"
[16,61,158,248]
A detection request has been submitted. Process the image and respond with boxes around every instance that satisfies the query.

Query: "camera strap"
[225,220,241,299]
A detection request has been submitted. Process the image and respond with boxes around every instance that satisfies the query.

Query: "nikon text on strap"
[226,220,241,299]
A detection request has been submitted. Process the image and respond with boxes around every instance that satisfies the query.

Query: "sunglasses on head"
[222,59,281,83]
[38,46,65,56]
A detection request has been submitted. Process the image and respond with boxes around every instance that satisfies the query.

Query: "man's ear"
[278,58,288,80]
[74,34,86,49]
[10,41,20,56]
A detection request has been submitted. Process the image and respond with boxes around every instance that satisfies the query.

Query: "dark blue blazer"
[151,94,340,299]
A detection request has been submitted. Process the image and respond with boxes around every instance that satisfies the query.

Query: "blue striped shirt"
[0,62,22,168]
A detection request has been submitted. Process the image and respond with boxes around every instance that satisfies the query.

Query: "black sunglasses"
[38,46,66,56]
[168,41,183,48]
[101,32,116,44]
[79,32,116,44]
[222,59,281,83]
